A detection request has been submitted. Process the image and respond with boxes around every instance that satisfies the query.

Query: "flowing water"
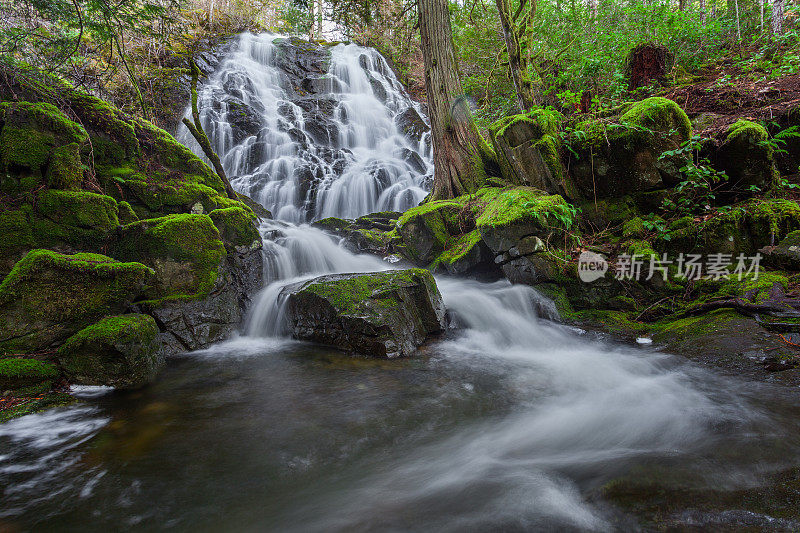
[177,32,431,222]
[3,33,800,531]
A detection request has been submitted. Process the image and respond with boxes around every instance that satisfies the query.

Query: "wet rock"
[397,148,427,173]
[304,116,339,147]
[368,75,387,102]
[0,250,152,355]
[395,107,429,142]
[282,269,446,358]
[303,75,340,94]
[273,37,331,85]
[224,99,264,143]
[56,314,163,389]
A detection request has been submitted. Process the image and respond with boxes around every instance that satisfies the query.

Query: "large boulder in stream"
[281,269,446,358]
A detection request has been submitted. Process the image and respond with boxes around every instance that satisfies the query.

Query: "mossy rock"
[579,195,639,229]
[430,229,497,276]
[0,191,121,277]
[282,269,446,358]
[620,97,691,141]
[0,249,153,354]
[396,198,468,263]
[36,189,119,231]
[209,207,261,251]
[0,102,88,193]
[0,393,75,424]
[568,97,691,200]
[713,120,778,192]
[0,357,59,390]
[489,108,573,196]
[117,201,139,225]
[110,214,226,303]
[475,187,576,254]
[764,230,800,270]
[56,314,163,389]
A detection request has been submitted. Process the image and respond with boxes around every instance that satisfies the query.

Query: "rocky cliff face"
[0,62,264,393]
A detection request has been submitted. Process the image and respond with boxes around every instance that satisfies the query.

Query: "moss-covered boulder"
[209,207,262,253]
[475,187,576,255]
[0,250,153,354]
[395,200,466,263]
[109,213,262,355]
[110,214,226,303]
[0,102,88,193]
[489,108,573,197]
[567,97,692,199]
[713,120,778,192]
[0,358,59,391]
[429,230,496,276]
[282,269,446,358]
[665,199,800,256]
[56,314,163,389]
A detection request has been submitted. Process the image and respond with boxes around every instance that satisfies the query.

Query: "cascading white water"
[178,33,431,223]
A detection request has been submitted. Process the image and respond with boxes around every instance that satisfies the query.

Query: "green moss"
[0,358,58,389]
[111,214,226,303]
[117,201,139,225]
[209,207,261,249]
[490,107,562,140]
[0,249,153,354]
[476,187,576,231]
[749,198,800,237]
[571,309,650,335]
[0,102,88,184]
[622,217,646,238]
[620,97,692,140]
[726,119,769,145]
[580,195,639,227]
[36,189,119,230]
[313,217,352,232]
[45,142,83,189]
[429,229,483,269]
[299,269,437,318]
[132,118,223,192]
[121,177,222,215]
[0,206,36,269]
[61,314,156,345]
[56,314,161,389]
[626,239,658,258]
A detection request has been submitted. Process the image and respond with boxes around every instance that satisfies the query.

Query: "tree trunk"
[700,0,707,23]
[496,0,537,112]
[772,0,784,34]
[183,59,238,200]
[419,0,494,200]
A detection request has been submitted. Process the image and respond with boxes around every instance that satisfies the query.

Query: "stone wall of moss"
[0,62,265,417]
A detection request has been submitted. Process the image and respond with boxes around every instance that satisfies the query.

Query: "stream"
[2,32,800,531]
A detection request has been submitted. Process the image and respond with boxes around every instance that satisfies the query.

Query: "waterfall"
[178,33,432,223]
